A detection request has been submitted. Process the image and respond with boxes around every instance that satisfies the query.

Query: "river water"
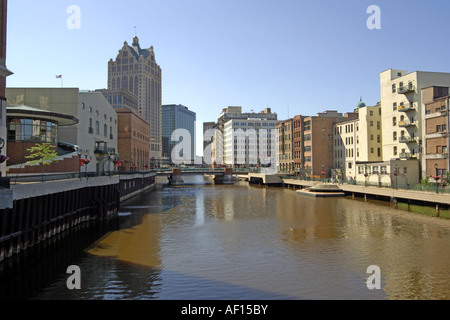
[2,175,450,300]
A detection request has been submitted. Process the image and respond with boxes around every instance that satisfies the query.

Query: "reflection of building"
[0,0,13,177]
[6,88,118,174]
[162,104,196,164]
[116,108,150,171]
[422,86,449,178]
[276,119,294,173]
[108,36,162,161]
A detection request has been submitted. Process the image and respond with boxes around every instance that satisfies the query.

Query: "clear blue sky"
[6,0,450,155]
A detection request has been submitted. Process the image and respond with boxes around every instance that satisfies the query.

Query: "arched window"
[112,78,115,90]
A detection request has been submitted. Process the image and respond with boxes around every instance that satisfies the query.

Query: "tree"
[26,143,59,178]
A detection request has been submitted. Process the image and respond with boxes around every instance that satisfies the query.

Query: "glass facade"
[7,118,57,143]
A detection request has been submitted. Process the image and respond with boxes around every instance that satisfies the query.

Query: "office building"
[108,36,162,161]
[162,104,196,164]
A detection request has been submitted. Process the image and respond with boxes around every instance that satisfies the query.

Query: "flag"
[56,75,62,78]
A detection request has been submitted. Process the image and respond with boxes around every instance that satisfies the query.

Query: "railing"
[398,84,415,94]
[399,136,417,143]
[398,104,415,112]
[398,120,416,128]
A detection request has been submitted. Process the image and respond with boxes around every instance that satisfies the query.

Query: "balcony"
[398,84,415,94]
[398,104,416,112]
[399,152,418,160]
[399,136,417,144]
[398,120,417,128]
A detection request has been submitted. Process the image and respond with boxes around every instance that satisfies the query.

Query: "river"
[1,175,450,300]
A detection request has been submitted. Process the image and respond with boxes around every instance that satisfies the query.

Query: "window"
[377,148,381,157]
[371,148,374,154]
[377,121,380,130]
[403,167,408,174]
[393,131,397,141]
[393,102,397,111]
[95,121,100,135]
[369,111,373,116]
[377,135,381,143]
[393,146,398,156]
[393,117,397,126]
[104,124,108,137]
[392,84,396,93]
[370,121,373,127]
[370,135,374,141]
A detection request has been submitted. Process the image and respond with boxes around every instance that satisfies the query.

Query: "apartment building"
[301,111,357,179]
[380,69,450,180]
[422,86,450,179]
[276,118,293,173]
[334,101,383,183]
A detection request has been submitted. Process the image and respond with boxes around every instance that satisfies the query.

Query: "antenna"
[133,26,137,37]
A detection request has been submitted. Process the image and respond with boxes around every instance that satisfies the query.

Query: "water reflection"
[3,175,450,300]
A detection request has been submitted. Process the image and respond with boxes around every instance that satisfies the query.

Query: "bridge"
[152,168,252,176]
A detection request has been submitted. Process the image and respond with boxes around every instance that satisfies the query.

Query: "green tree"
[26,143,59,168]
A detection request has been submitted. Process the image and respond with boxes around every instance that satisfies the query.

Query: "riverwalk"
[282,178,450,206]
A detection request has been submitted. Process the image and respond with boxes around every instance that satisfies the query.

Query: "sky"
[6,0,450,156]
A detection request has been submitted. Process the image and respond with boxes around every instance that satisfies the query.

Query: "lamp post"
[364,165,368,187]
[394,164,399,189]
[0,137,7,178]
[435,163,440,194]
[84,150,90,180]
[76,147,82,180]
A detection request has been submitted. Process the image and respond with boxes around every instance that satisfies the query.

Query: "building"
[210,106,277,166]
[97,88,138,113]
[301,111,357,179]
[6,88,118,174]
[422,86,449,179]
[116,108,150,171]
[203,121,216,160]
[276,118,294,173]
[108,36,162,162]
[0,0,12,177]
[293,115,305,176]
[380,69,450,181]
[223,118,278,168]
[334,101,383,183]
[6,105,79,174]
[162,104,196,164]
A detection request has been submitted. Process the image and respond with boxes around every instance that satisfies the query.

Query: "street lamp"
[76,146,82,180]
[394,164,399,189]
[364,165,368,187]
[0,137,7,178]
[84,150,90,180]
[435,163,440,194]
